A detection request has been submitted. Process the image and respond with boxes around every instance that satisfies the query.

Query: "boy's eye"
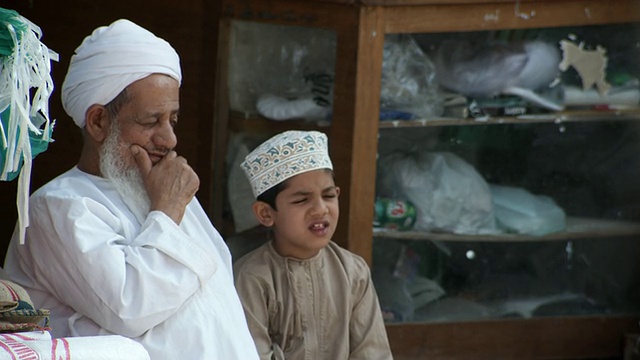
[292,198,307,204]
[323,192,338,199]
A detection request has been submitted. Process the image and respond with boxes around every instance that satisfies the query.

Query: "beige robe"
[234,240,393,360]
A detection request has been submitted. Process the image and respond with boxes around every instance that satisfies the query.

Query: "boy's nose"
[310,199,329,216]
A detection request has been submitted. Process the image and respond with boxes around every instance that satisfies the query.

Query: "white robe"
[3,166,259,360]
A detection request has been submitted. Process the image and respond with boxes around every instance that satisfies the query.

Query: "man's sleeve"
[22,195,217,338]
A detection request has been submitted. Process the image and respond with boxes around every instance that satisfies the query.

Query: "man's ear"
[252,201,275,227]
[84,104,111,143]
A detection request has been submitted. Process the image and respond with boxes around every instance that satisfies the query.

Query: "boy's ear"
[84,104,111,143]
[252,201,275,227]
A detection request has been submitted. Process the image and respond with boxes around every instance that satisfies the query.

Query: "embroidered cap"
[241,130,333,197]
[0,280,50,332]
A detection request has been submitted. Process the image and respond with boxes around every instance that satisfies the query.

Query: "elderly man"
[3,19,259,359]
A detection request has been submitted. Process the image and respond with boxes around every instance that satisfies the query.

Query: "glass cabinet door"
[371,22,640,324]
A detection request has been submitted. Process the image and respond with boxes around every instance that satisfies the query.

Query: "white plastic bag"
[228,21,335,119]
[490,184,566,236]
[377,151,497,234]
[381,34,443,118]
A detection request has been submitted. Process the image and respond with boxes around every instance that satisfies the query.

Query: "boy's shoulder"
[325,241,371,275]
[233,241,273,276]
[326,241,361,259]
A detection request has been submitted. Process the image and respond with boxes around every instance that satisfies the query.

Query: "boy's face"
[260,169,340,259]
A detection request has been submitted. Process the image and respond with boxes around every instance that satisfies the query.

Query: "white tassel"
[0,12,57,244]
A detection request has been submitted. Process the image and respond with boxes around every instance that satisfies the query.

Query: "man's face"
[107,74,180,171]
[98,74,180,221]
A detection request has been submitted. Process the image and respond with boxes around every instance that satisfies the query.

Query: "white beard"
[99,122,151,224]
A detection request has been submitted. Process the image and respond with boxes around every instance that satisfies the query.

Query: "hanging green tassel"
[0,8,28,56]
[0,7,58,244]
[0,108,52,181]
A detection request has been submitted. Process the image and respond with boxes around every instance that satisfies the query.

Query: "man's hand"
[130,144,200,224]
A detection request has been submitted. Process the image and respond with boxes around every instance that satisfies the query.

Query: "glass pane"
[372,22,640,324]
[227,20,336,121]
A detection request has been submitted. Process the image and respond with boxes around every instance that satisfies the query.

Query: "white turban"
[61,19,182,128]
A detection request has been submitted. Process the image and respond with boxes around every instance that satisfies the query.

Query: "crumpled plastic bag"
[228,21,335,120]
[377,151,497,234]
[381,34,443,119]
[433,39,563,111]
[256,93,330,121]
[490,184,566,236]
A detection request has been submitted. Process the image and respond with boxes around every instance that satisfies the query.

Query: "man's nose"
[154,121,177,149]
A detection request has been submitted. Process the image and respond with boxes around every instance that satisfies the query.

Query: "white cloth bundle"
[61,19,181,128]
[0,331,150,360]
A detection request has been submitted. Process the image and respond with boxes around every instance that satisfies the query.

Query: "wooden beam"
[211,18,232,230]
[383,0,640,34]
[386,316,640,359]
[330,6,385,264]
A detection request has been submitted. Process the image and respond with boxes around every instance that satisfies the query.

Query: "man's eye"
[137,119,157,128]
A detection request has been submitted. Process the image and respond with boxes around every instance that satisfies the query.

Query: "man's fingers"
[130,145,152,176]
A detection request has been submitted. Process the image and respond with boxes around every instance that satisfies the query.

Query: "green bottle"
[374,197,417,231]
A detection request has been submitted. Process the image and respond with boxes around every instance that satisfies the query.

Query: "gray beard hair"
[99,121,151,224]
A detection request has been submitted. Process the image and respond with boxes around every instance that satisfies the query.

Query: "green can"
[373,197,417,231]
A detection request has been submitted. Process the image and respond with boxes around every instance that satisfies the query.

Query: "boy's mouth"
[309,221,330,233]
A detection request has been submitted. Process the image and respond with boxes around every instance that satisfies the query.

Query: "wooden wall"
[0,0,220,263]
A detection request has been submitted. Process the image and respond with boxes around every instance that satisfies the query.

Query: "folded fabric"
[0,280,49,333]
[0,331,150,360]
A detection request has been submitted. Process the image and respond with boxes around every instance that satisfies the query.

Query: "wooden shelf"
[374,217,640,242]
[379,108,640,128]
[228,111,329,134]
[229,108,640,133]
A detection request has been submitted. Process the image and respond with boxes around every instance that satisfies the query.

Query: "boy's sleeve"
[234,262,281,360]
[348,257,394,360]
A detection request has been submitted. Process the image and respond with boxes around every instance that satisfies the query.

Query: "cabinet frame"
[212,1,640,358]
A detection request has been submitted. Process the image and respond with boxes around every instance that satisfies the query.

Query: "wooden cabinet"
[211,1,640,358]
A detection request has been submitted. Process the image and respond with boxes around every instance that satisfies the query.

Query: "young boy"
[234,130,393,360]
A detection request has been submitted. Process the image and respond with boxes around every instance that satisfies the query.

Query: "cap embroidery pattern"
[241,131,333,197]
